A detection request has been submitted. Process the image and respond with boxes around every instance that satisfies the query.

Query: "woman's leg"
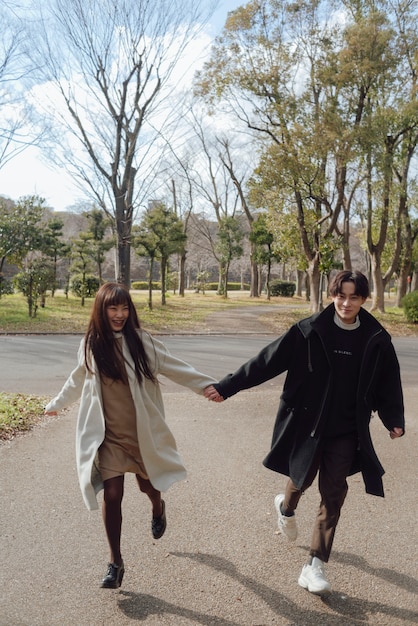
[102,475,124,565]
[135,474,162,517]
[136,475,166,539]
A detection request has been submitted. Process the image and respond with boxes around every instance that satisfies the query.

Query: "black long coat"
[215,304,405,497]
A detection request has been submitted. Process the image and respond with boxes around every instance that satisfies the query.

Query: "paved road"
[0,335,417,395]
[1,332,417,625]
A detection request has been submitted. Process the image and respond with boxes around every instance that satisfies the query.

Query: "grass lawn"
[0,289,280,334]
[0,289,416,441]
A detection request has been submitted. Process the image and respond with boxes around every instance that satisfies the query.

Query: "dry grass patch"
[0,393,51,441]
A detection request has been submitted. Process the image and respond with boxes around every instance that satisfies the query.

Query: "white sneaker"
[274,494,298,541]
[298,557,331,595]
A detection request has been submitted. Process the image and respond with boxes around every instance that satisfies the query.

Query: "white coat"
[45,330,216,511]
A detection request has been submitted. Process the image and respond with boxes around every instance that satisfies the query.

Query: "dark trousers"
[283,433,358,562]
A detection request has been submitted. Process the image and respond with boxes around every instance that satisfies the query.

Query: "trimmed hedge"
[131,281,250,291]
[269,280,296,297]
[195,282,250,291]
[131,281,161,290]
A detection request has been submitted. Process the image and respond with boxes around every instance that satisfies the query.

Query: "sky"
[0,0,243,212]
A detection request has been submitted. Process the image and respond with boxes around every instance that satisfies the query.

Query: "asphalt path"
[1,331,417,625]
[0,334,417,396]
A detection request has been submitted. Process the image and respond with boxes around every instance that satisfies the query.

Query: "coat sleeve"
[142,333,217,393]
[215,326,298,399]
[374,342,405,433]
[44,340,87,412]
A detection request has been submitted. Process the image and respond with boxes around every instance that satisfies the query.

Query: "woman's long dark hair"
[84,282,156,384]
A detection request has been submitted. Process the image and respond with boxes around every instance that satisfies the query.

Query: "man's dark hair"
[329,270,370,299]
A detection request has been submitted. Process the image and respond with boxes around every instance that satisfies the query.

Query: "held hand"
[389,427,404,439]
[204,385,224,403]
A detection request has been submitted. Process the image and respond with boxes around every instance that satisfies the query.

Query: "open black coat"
[215,304,405,497]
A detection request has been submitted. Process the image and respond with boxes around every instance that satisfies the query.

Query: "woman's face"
[106,303,130,332]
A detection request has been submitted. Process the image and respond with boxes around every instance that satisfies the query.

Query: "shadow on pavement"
[118,589,240,625]
[331,549,418,594]
[117,550,417,625]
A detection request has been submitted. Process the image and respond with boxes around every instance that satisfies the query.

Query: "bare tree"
[0,3,40,169]
[217,137,259,296]
[30,0,216,287]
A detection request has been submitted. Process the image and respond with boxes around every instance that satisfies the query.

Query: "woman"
[45,282,216,589]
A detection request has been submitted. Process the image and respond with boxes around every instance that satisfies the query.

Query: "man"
[205,270,404,595]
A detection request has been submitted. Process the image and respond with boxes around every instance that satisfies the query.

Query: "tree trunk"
[250,244,259,297]
[411,269,418,291]
[223,262,230,299]
[258,265,263,296]
[179,249,186,297]
[28,275,34,318]
[115,195,132,288]
[305,273,310,301]
[307,256,321,313]
[161,256,167,305]
[266,258,271,300]
[116,238,131,288]
[342,242,352,270]
[218,261,229,298]
[296,270,304,297]
[396,267,410,306]
[218,261,227,296]
[147,258,154,310]
[97,258,103,285]
[396,194,413,306]
[369,253,385,312]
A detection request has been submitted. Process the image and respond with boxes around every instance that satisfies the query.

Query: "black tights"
[102,474,162,565]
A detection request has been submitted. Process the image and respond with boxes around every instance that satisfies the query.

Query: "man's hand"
[389,427,404,439]
[204,385,224,403]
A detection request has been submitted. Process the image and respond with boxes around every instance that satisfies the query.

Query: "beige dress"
[98,337,148,482]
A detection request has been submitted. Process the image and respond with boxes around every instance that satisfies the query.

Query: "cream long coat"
[45,331,216,511]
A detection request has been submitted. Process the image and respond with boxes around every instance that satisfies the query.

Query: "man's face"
[332,281,366,324]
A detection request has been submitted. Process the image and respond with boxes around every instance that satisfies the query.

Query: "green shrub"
[0,278,14,296]
[227,282,250,291]
[269,280,296,297]
[131,281,161,290]
[70,274,100,298]
[401,290,418,323]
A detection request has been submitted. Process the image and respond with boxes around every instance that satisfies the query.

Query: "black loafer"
[152,499,166,539]
[100,561,124,588]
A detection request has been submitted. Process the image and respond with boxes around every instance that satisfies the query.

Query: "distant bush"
[70,275,100,298]
[401,290,418,323]
[131,281,161,290]
[0,278,14,296]
[269,280,296,297]
[196,282,250,291]
[227,282,250,291]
